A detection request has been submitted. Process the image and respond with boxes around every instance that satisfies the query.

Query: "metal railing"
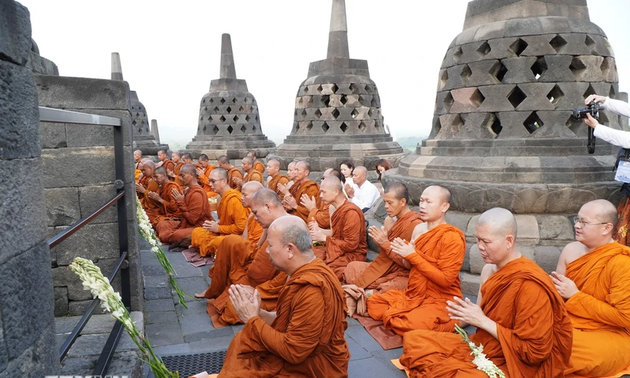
[41,107,130,376]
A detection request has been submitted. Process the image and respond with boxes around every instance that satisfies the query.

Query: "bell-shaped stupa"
[186,34,275,158]
[273,0,405,171]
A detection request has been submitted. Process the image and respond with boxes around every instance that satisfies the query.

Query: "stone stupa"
[388,0,627,282]
[273,0,405,171]
[186,34,275,158]
[111,52,164,154]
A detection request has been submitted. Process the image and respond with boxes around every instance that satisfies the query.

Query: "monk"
[302,168,333,229]
[266,158,289,198]
[276,160,296,197]
[171,151,184,184]
[217,155,244,191]
[233,156,263,188]
[155,164,212,244]
[367,185,465,336]
[190,167,248,257]
[133,149,143,181]
[400,207,573,378]
[343,182,423,293]
[217,216,350,378]
[181,153,193,165]
[283,160,320,223]
[145,167,181,228]
[553,199,630,377]
[309,176,367,279]
[200,189,289,326]
[196,154,218,197]
[156,148,174,173]
[136,159,159,208]
[247,150,265,174]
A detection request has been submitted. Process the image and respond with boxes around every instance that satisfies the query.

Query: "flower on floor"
[454,324,506,378]
[136,196,190,308]
[70,257,179,378]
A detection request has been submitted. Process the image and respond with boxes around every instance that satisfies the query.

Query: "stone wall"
[0,0,59,376]
[35,75,142,316]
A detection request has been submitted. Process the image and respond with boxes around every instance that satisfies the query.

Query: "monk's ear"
[441,201,450,213]
[504,234,515,249]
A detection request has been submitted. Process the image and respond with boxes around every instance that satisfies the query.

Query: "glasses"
[572,216,610,227]
[208,178,225,184]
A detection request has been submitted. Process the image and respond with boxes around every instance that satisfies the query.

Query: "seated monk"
[146,167,181,229]
[181,152,193,165]
[136,159,159,216]
[247,150,265,174]
[217,216,350,377]
[199,189,289,326]
[276,160,296,198]
[155,164,212,244]
[266,158,289,198]
[400,207,572,378]
[133,149,143,181]
[553,199,630,377]
[343,182,423,293]
[283,160,320,223]
[190,167,249,257]
[171,151,184,184]
[302,168,334,229]
[196,154,218,198]
[309,176,367,279]
[367,185,465,335]
[217,155,243,191]
[156,148,174,173]
[233,156,263,188]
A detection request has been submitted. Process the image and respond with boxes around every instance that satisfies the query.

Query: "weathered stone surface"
[44,187,80,227]
[79,184,118,224]
[0,1,31,65]
[39,121,67,149]
[535,245,563,272]
[460,272,480,297]
[468,244,484,274]
[35,75,131,110]
[42,147,115,188]
[55,223,120,265]
[3,324,58,378]
[536,214,574,240]
[53,286,69,317]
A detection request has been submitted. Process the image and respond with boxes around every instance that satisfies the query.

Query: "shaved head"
[385,182,410,203]
[250,188,282,208]
[268,159,280,169]
[243,181,263,192]
[142,159,155,169]
[322,176,343,193]
[296,160,310,172]
[243,156,254,164]
[426,185,451,204]
[154,166,167,175]
[199,154,209,162]
[269,216,312,254]
[180,164,196,176]
[582,199,618,227]
[477,207,517,239]
[288,161,296,169]
[211,167,228,180]
[218,155,229,164]
[354,166,367,176]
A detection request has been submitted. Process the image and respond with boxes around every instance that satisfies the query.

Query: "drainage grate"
[160,350,227,376]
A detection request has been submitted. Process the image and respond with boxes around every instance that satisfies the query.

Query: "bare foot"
[194,292,206,299]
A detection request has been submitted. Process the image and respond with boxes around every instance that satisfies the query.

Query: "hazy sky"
[19,0,630,146]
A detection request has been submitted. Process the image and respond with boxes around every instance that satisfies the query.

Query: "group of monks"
[134,149,630,378]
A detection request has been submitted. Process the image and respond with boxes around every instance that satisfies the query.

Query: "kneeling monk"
[218,216,349,378]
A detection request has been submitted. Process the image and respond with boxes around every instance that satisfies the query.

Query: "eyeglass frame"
[571,216,611,227]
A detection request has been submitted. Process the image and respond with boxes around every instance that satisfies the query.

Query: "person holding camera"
[584,94,630,245]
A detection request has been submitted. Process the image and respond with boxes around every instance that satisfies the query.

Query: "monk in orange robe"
[283,160,320,223]
[217,155,243,191]
[217,215,349,378]
[367,185,465,336]
[190,167,248,257]
[170,151,184,184]
[309,176,366,279]
[553,199,630,377]
[400,207,572,378]
[133,149,143,182]
[303,168,336,229]
[233,156,263,188]
[146,167,181,229]
[136,160,160,216]
[155,164,212,244]
[247,150,265,175]
[156,148,174,173]
[200,189,289,326]
[195,154,218,198]
[344,182,423,293]
[266,158,289,198]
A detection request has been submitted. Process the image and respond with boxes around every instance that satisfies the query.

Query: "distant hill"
[396,136,427,153]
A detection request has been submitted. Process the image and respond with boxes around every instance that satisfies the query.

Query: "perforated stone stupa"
[111,52,162,154]
[389,0,627,276]
[273,0,404,170]
[186,34,275,158]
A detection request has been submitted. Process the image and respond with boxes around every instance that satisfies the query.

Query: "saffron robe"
[314,201,367,280]
[564,243,630,377]
[227,167,243,191]
[308,201,331,229]
[344,211,423,292]
[217,258,350,378]
[288,180,321,223]
[367,224,465,335]
[253,160,265,174]
[139,178,161,226]
[198,164,219,198]
[173,162,184,185]
[191,189,248,257]
[268,173,290,198]
[400,256,573,378]
[155,185,212,243]
[243,170,263,185]
[152,181,182,228]
[160,159,175,173]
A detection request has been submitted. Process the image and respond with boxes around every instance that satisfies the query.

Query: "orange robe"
[564,243,630,377]
[243,170,263,185]
[288,180,320,223]
[217,259,350,378]
[173,162,184,185]
[314,201,367,279]
[253,160,265,174]
[367,224,465,335]
[191,189,248,257]
[343,211,423,292]
[400,256,573,378]
[152,181,182,228]
[198,164,219,197]
[155,185,212,243]
[308,201,331,229]
[140,178,161,227]
[227,166,243,191]
[268,173,290,198]
[160,159,175,173]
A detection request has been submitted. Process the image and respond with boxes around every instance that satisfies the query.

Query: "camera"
[572,101,602,120]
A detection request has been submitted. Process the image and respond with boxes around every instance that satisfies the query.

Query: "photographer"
[583,94,630,245]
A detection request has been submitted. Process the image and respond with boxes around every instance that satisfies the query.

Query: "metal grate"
[160,351,227,376]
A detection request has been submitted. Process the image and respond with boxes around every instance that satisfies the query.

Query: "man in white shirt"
[584,94,630,147]
[346,166,381,212]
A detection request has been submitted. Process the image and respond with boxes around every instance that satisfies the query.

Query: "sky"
[19,0,630,147]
